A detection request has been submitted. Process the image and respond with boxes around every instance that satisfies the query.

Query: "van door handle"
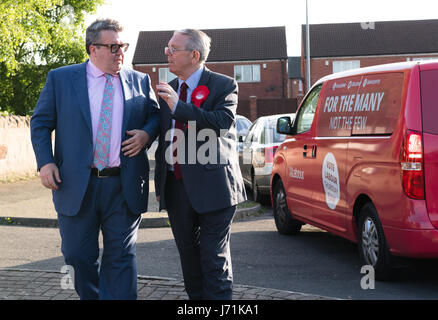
[303,145,309,158]
[303,145,317,159]
[312,145,317,158]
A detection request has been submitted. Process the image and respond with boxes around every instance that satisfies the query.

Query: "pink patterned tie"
[93,74,114,171]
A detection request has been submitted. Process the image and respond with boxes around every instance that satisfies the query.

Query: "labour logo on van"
[322,153,340,210]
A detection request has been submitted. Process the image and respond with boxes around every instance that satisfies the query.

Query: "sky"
[85,0,438,67]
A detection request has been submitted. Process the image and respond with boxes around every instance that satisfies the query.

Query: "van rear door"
[420,65,438,229]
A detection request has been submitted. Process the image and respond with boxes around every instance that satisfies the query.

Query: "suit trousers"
[165,171,236,300]
[57,175,141,300]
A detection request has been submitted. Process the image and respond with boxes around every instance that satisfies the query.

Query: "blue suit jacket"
[30,61,159,216]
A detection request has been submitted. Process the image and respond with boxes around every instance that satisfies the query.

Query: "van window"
[317,75,364,137]
[317,73,404,137]
[420,69,438,135]
[295,85,322,134]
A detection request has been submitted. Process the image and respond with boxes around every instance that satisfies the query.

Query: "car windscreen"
[237,118,251,132]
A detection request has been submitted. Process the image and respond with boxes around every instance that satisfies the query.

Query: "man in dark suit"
[30,19,159,300]
[155,29,246,300]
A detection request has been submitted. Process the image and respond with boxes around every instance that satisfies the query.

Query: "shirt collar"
[87,60,120,79]
[178,66,204,91]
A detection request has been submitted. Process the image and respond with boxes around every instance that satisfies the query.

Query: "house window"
[234,65,261,82]
[159,68,177,83]
[332,60,360,74]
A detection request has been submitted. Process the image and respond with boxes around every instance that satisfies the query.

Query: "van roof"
[257,113,295,121]
[316,59,438,85]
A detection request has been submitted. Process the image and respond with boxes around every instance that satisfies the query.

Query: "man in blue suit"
[30,19,159,300]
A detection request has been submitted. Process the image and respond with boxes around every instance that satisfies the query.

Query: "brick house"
[300,19,438,93]
[132,27,295,119]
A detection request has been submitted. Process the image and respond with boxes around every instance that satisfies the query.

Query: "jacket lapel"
[119,68,133,140]
[169,77,179,94]
[196,67,212,110]
[119,68,133,165]
[197,67,211,87]
[72,62,92,141]
[167,77,179,127]
[162,78,179,151]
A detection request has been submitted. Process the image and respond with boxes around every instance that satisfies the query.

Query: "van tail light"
[400,130,425,200]
[265,146,278,164]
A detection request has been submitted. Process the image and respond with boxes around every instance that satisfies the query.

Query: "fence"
[0,116,37,181]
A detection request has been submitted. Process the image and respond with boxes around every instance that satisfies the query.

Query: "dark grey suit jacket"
[154,67,247,213]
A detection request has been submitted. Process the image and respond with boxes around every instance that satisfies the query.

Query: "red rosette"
[186,85,210,129]
[191,85,209,108]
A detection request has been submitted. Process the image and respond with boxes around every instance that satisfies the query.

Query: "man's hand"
[40,163,61,190]
[121,129,150,157]
[156,82,179,111]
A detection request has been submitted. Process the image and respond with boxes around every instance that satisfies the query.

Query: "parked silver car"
[238,113,295,204]
[236,115,252,152]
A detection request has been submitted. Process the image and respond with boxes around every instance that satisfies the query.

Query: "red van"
[271,60,438,280]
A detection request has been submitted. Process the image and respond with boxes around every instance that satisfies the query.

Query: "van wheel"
[273,180,302,235]
[358,203,394,281]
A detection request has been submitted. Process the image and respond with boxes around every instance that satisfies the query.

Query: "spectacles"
[165,46,189,55]
[93,43,129,54]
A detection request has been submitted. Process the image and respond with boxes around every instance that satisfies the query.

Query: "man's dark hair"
[85,19,124,54]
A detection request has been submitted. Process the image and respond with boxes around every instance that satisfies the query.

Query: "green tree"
[0,0,104,115]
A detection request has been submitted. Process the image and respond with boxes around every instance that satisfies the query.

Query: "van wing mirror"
[277,116,292,135]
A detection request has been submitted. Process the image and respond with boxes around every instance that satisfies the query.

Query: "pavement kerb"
[0,202,262,229]
[0,268,341,300]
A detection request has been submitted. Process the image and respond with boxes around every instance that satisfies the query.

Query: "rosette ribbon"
[186,85,209,129]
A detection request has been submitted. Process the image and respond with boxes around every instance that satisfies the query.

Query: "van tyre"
[358,203,395,281]
[273,180,302,235]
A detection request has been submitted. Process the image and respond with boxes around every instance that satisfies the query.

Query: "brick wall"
[134,59,288,101]
[0,116,37,181]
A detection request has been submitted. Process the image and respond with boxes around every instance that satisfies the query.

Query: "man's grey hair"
[175,29,211,63]
[86,19,124,54]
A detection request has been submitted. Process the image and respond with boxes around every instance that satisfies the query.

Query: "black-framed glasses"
[165,46,189,55]
[93,43,129,54]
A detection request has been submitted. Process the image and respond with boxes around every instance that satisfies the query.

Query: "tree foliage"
[0,0,103,115]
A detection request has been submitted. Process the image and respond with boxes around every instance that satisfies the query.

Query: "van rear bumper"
[384,226,438,258]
